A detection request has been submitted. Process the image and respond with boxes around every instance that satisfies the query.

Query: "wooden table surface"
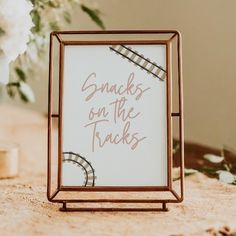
[0,105,235,236]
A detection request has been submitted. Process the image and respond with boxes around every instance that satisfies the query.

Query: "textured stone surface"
[0,105,235,236]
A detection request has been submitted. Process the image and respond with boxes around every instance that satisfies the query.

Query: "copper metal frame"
[47,30,184,211]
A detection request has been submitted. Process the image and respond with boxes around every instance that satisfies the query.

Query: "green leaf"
[63,11,71,24]
[6,82,20,99]
[81,4,105,29]
[201,167,218,174]
[18,81,35,103]
[0,27,5,37]
[203,154,224,163]
[6,85,15,98]
[184,168,198,176]
[49,22,60,31]
[31,10,41,33]
[19,92,29,102]
[15,67,26,81]
[6,83,19,98]
[47,1,60,8]
[7,82,20,87]
[6,86,16,98]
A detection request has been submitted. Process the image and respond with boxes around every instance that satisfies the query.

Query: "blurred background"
[0,2,236,234]
[2,0,236,150]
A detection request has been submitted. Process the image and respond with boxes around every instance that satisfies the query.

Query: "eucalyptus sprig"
[172,141,236,185]
[203,149,236,184]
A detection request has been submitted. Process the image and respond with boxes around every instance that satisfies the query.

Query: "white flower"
[0,0,33,62]
[0,0,33,84]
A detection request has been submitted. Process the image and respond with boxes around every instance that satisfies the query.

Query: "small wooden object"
[0,142,19,179]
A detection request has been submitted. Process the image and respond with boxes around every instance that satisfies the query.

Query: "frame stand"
[59,201,169,212]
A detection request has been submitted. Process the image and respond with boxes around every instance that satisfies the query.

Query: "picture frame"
[47,30,184,211]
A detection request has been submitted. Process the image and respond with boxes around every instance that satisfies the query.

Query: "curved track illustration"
[62,152,96,186]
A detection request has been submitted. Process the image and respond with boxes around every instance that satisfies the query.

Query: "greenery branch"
[5,0,105,103]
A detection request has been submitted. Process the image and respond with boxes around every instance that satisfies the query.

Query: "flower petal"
[217,170,235,184]
[203,154,224,163]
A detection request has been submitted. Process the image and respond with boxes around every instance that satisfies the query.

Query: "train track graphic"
[62,152,96,186]
[109,45,166,81]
